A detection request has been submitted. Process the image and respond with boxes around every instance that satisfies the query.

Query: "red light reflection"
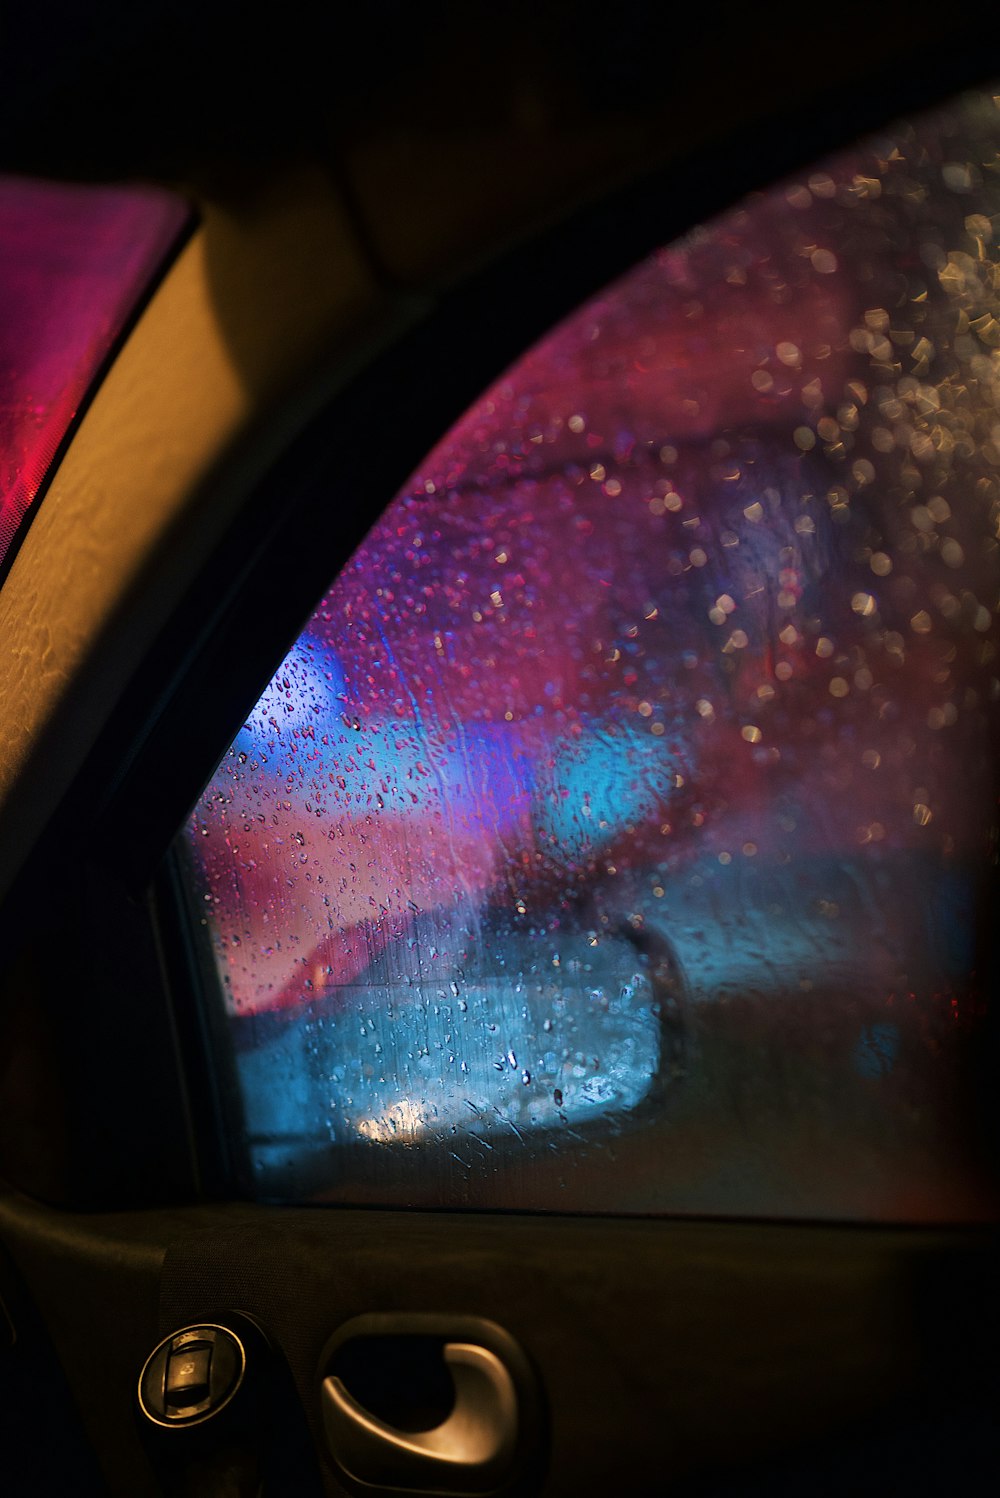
[0,177,187,569]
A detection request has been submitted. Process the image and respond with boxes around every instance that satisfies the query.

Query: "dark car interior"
[0,5,997,1494]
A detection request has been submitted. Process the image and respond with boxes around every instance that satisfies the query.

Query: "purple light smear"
[186,87,1000,1220]
[0,176,188,569]
[195,101,1000,1044]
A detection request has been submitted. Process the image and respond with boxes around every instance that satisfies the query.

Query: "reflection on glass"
[185,86,1000,1219]
[0,178,187,568]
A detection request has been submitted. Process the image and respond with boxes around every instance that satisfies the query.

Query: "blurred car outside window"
[182,85,1000,1221]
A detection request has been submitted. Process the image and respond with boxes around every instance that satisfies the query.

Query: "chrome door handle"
[322,1341,519,1492]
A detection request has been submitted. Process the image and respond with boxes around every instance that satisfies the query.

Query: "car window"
[0,176,187,575]
[179,85,1000,1220]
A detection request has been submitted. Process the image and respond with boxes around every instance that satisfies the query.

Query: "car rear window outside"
[182,86,1000,1221]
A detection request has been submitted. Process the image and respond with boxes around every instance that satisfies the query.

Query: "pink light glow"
[0,176,187,570]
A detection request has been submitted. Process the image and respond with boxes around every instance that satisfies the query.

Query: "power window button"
[165,1342,212,1408]
[139,1323,245,1427]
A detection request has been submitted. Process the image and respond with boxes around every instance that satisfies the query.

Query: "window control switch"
[164,1342,212,1408]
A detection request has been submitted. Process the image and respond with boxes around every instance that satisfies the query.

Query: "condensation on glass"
[183,88,1000,1220]
[0,177,187,570]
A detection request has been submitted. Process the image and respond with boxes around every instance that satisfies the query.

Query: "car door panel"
[0,1186,995,1494]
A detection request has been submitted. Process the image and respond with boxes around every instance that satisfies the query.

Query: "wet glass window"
[182,87,1000,1219]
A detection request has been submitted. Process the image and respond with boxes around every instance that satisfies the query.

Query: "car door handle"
[322,1341,519,1492]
